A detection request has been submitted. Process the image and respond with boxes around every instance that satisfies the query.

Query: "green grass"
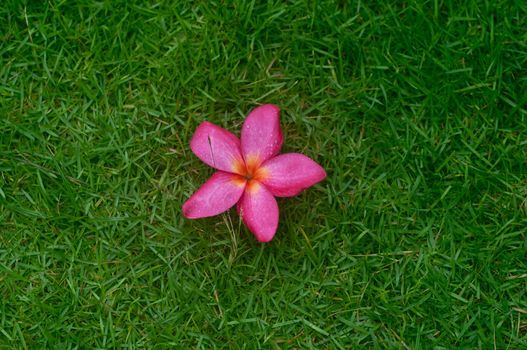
[1,0,527,348]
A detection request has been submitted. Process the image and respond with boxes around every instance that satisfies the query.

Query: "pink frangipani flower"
[182,104,326,242]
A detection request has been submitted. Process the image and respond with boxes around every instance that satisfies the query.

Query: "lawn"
[1,0,527,348]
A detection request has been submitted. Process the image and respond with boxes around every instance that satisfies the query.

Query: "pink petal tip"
[190,121,244,173]
[183,171,246,219]
[241,104,283,166]
[238,181,279,242]
[260,153,326,197]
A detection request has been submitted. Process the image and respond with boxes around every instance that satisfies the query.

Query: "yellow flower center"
[232,155,269,185]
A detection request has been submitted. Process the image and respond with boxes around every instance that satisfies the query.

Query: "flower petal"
[183,171,246,219]
[190,121,244,173]
[259,153,326,197]
[238,181,279,242]
[241,104,283,166]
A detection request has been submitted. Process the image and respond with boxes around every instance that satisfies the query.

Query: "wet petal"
[183,171,246,219]
[238,181,279,242]
[260,153,326,197]
[190,121,244,173]
[240,104,283,167]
